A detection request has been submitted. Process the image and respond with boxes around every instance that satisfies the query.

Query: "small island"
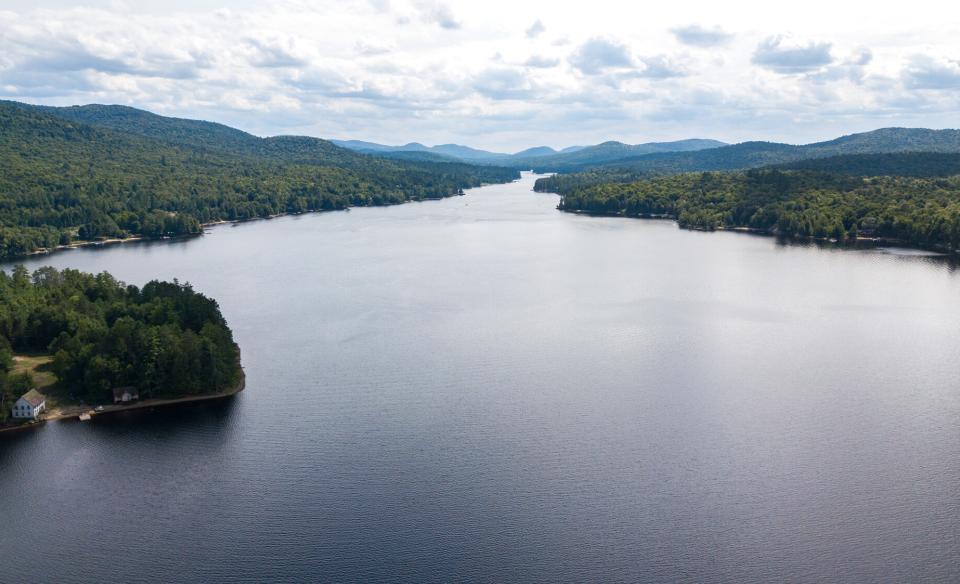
[0,266,243,431]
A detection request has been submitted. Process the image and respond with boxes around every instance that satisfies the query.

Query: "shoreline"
[0,366,245,435]
[560,208,959,257]
[14,184,494,264]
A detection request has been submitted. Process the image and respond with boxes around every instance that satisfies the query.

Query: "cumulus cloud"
[7,30,210,82]
[636,55,687,78]
[246,37,307,68]
[0,69,99,97]
[18,46,135,76]
[526,19,545,38]
[671,25,733,48]
[284,67,352,95]
[809,48,872,84]
[752,36,834,74]
[523,54,559,68]
[1,1,959,150]
[356,40,392,56]
[902,55,960,89]
[472,67,535,99]
[569,38,633,75]
[417,1,460,29]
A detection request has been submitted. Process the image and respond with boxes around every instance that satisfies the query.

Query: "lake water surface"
[2,173,959,583]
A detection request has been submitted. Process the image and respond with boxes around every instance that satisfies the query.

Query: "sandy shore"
[0,368,245,434]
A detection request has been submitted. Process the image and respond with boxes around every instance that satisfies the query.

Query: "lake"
[2,172,959,583]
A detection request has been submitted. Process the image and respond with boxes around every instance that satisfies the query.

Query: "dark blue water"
[2,173,959,583]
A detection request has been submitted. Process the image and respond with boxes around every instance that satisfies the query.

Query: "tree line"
[554,169,960,251]
[0,102,519,260]
[0,266,242,416]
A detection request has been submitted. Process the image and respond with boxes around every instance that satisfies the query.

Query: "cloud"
[809,48,872,84]
[471,67,534,99]
[11,37,207,81]
[417,1,460,29]
[0,69,99,97]
[523,54,559,68]
[285,67,352,94]
[569,38,633,75]
[636,55,687,78]
[525,19,545,39]
[2,1,959,150]
[902,55,960,89]
[671,25,733,48]
[752,36,834,74]
[850,48,873,67]
[18,49,136,76]
[356,40,392,56]
[246,38,307,68]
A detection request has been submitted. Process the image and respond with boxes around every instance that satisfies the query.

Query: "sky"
[1,0,959,151]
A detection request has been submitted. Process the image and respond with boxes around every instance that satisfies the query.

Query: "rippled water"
[2,173,959,583]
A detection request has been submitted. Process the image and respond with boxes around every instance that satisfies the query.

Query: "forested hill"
[0,101,519,260]
[535,128,960,174]
[36,103,266,155]
[41,103,371,167]
[772,152,960,177]
[534,151,960,196]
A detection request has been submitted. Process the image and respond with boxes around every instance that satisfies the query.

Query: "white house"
[12,389,46,420]
[112,386,140,404]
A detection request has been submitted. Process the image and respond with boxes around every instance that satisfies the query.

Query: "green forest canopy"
[552,169,960,251]
[0,266,242,417]
[0,101,519,260]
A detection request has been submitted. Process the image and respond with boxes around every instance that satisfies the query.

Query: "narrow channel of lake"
[2,172,959,583]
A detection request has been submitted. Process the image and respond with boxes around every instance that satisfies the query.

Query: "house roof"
[20,389,45,407]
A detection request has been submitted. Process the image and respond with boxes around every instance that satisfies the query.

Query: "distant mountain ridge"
[35,105,960,176]
[333,137,729,166]
[518,139,728,170]
[332,139,509,161]
[555,128,960,174]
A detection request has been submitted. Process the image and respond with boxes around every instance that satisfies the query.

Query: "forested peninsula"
[538,156,960,252]
[0,267,242,426]
[0,101,519,260]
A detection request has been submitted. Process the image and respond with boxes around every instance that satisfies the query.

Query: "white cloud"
[808,48,872,84]
[523,55,559,68]
[416,1,460,29]
[355,40,393,56]
[0,0,958,150]
[526,19,545,38]
[671,25,733,48]
[472,67,535,99]
[569,38,634,75]
[246,37,308,68]
[636,55,688,79]
[752,36,834,74]
[902,55,960,89]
